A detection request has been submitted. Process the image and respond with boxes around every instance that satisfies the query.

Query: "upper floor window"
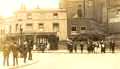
[27,13,32,20]
[80,26,87,30]
[26,23,33,29]
[53,23,59,32]
[88,0,93,7]
[72,25,77,31]
[18,19,23,21]
[38,23,44,31]
[53,13,58,16]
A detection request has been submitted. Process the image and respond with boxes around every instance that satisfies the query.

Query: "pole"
[106,0,111,37]
[83,0,86,17]
[20,25,23,46]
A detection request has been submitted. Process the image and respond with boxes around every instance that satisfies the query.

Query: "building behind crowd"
[8,5,68,41]
[60,0,106,40]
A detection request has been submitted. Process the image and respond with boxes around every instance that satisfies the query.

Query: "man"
[110,40,115,53]
[23,40,28,63]
[67,38,73,53]
[73,39,77,53]
[3,41,11,66]
[11,42,19,66]
[28,40,33,60]
[101,40,105,53]
[80,41,84,53]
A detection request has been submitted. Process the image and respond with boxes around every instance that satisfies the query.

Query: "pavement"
[0,49,120,69]
[19,50,120,69]
[0,52,39,69]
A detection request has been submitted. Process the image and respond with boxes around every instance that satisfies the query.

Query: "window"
[26,23,33,29]
[53,23,59,32]
[87,0,93,7]
[18,19,22,21]
[72,25,77,31]
[53,13,58,16]
[80,26,86,30]
[16,24,18,32]
[9,25,11,33]
[27,13,32,20]
[38,23,44,31]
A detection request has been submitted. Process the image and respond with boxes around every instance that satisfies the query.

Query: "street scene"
[0,0,120,69]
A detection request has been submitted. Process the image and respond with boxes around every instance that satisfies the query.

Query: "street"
[2,50,119,69]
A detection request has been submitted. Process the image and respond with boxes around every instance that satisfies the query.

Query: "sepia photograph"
[0,0,120,69]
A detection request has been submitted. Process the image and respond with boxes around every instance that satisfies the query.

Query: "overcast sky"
[0,0,59,17]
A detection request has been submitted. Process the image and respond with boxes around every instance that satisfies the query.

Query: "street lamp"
[20,25,23,46]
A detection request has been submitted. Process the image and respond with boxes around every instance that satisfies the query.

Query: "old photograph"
[0,0,120,69]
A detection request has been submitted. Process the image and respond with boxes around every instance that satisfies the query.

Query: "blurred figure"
[100,40,106,53]
[46,42,50,50]
[11,42,19,66]
[110,40,115,53]
[94,41,100,53]
[80,41,84,53]
[87,40,93,53]
[73,39,77,53]
[28,40,33,60]
[23,40,28,63]
[33,44,36,51]
[3,41,11,66]
[40,43,46,53]
[67,38,73,53]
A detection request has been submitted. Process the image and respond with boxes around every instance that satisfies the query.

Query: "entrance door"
[36,35,48,51]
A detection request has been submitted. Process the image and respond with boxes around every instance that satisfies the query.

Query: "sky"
[0,0,59,17]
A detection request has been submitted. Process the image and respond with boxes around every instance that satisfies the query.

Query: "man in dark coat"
[101,41,106,53]
[80,41,84,53]
[110,40,115,53]
[73,39,77,53]
[11,42,19,66]
[28,40,33,60]
[23,40,28,63]
[67,38,73,53]
[3,41,11,66]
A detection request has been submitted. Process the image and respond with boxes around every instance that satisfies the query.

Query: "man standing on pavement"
[23,40,28,63]
[67,38,73,53]
[11,41,19,66]
[80,41,84,53]
[3,41,11,66]
[73,39,77,53]
[28,40,33,60]
[110,40,115,53]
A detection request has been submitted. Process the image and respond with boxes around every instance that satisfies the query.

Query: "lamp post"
[20,25,23,46]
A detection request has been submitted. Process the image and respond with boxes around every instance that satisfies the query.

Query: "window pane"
[53,23,59,32]
[26,24,32,29]
[53,13,58,16]
[81,27,86,30]
[72,25,77,31]
[38,23,44,31]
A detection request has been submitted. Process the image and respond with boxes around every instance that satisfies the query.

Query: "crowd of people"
[66,38,116,54]
[1,37,116,66]
[2,38,33,66]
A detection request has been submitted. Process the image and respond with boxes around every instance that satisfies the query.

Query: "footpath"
[0,52,39,69]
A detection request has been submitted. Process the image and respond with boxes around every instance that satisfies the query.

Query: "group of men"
[67,38,116,54]
[67,38,84,53]
[2,38,33,66]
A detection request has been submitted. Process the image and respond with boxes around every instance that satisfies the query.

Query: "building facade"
[60,0,106,40]
[9,6,67,41]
